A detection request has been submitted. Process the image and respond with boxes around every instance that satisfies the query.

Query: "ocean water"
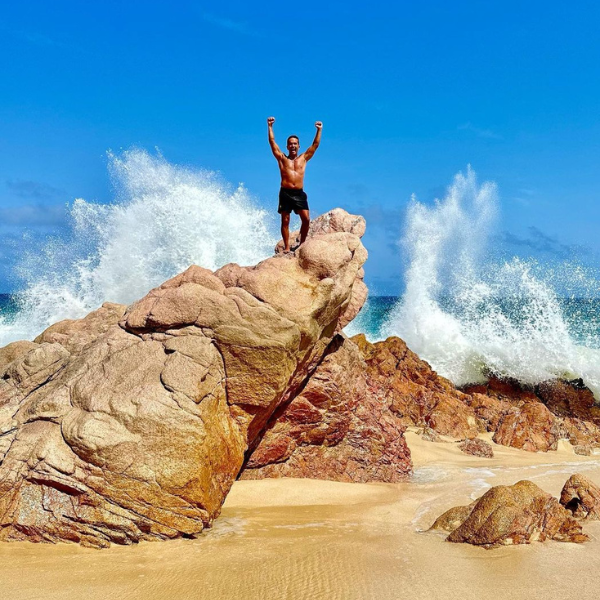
[0,295,18,321]
[2,153,600,398]
[348,296,600,350]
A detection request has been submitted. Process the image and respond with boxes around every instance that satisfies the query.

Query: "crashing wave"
[0,149,277,345]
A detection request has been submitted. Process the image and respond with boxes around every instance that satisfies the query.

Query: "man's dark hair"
[287,135,299,144]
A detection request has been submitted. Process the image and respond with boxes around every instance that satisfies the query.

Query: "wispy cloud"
[2,26,72,51]
[518,188,536,197]
[512,188,537,207]
[20,31,60,47]
[458,122,503,140]
[501,226,589,260]
[0,23,89,55]
[0,204,67,228]
[6,179,65,200]
[200,12,260,37]
[346,183,370,200]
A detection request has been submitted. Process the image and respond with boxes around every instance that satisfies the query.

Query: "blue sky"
[1,0,599,294]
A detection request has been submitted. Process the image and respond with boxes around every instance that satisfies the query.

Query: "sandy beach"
[1,431,599,600]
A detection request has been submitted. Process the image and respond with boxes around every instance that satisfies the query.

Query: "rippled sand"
[3,431,600,600]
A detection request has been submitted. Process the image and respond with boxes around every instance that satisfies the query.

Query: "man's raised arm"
[267,117,284,159]
[304,121,323,161]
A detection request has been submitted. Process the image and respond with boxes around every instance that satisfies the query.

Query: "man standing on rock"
[267,117,322,252]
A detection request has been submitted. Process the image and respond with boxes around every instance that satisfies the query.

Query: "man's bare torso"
[277,154,307,189]
[267,118,321,191]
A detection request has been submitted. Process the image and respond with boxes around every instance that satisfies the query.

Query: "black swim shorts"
[278,187,309,214]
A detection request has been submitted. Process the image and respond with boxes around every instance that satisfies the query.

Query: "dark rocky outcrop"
[241,335,412,482]
[241,331,496,482]
[463,377,600,452]
[351,335,479,439]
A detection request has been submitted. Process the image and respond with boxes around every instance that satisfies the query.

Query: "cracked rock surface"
[241,334,412,482]
[0,209,367,547]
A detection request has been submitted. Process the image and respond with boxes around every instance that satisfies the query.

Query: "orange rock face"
[464,377,600,452]
[493,402,560,452]
[353,335,479,439]
[538,380,600,447]
[242,333,494,482]
[464,393,511,432]
[243,331,510,482]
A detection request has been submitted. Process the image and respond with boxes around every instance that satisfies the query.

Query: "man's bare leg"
[281,212,291,251]
[298,209,310,245]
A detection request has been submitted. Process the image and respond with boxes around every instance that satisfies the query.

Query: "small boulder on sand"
[458,438,494,458]
[560,473,600,521]
[573,444,593,456]
[421,427,443,443]
[430,480,588,548]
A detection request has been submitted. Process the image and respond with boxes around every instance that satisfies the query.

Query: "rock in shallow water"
[430,480,588,548]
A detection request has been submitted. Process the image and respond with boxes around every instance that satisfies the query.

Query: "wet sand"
[3,431,600,600]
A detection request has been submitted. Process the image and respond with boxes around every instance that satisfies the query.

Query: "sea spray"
[381,167,600,398]
[0,149,277,345]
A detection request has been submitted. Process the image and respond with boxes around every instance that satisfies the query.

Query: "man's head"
[286,135,299,157]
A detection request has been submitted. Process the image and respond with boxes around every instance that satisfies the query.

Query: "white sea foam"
[382,167,600,398]
[0,149,277,345]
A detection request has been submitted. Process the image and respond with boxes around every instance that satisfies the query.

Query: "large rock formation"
[0,209,367,547]
[4,204,600,549]
[242,325,507,482]
[240,330,493,482]
[464,377,600,452]
[241,334,412,482]
[431,480,588,548]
